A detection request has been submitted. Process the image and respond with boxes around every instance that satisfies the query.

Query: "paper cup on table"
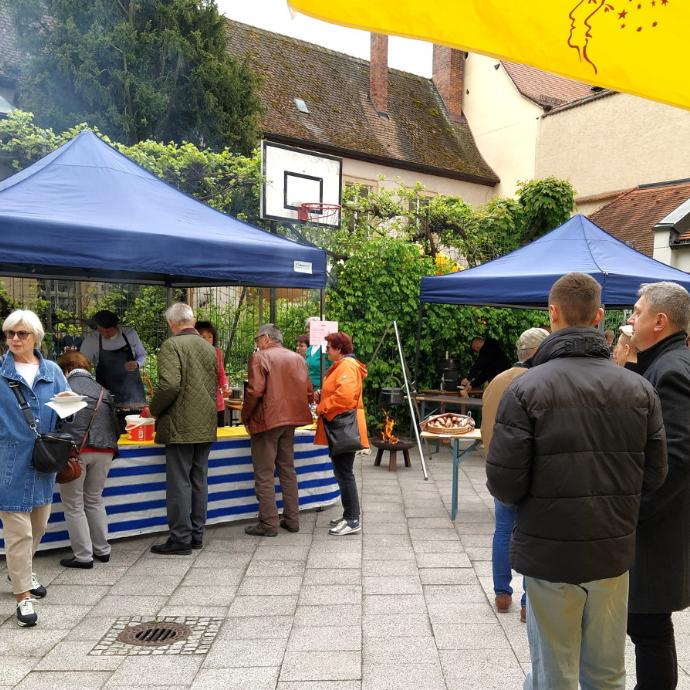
[45,399,88,419]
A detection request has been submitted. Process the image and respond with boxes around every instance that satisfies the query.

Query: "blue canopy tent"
[420,215,690,307]
[0,130,327,288]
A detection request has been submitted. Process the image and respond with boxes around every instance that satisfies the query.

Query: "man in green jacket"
[149,303,217,555]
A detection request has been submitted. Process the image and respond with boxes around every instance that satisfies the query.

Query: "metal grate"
[90,616,223,656]
[117,621,191,647]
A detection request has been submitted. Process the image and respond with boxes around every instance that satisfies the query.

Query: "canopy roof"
[420,215,690,307]
[0,130,327,288]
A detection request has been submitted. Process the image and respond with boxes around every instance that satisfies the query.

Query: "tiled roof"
[0,3,21,76]
[226,20,498,185]
[501,61,595,110]
[589,180,690,256]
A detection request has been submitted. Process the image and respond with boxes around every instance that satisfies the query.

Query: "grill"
[117,621,191,647]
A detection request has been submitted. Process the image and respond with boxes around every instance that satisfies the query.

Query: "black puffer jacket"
[486,327,667,585]
[630,332,690,613]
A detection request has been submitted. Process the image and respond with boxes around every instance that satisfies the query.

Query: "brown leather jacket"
[241,341,313,435]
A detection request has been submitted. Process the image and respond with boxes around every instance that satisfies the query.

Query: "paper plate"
[45,399,88,419]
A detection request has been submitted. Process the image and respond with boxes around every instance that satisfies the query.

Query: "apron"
[95,332,146,407]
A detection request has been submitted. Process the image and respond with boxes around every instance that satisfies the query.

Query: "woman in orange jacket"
[314,331,368,536]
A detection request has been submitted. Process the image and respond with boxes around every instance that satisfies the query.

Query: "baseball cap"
[618,324,633,337]
[516,327,550,352]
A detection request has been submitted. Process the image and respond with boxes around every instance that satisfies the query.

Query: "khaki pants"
[0,504,52,594]
[250,425,299,530]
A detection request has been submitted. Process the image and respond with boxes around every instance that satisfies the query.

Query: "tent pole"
[393,320,429,480]
[319,289,325,385]
[414,301,424,387]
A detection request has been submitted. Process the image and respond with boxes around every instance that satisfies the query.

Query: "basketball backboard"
[261,141,342,228]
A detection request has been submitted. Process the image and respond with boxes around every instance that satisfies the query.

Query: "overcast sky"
[216,0,433,77]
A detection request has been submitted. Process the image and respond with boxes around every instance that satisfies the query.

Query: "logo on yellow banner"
[568,0,669,74]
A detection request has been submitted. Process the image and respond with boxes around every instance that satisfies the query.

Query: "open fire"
[381,410,399,445]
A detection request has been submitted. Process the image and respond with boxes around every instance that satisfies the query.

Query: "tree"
[9,0,261,152]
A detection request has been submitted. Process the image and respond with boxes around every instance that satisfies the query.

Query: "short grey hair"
[257,323,283,343]
[2,309,45,346]
[639,282,690,332]
[165,302,195,326]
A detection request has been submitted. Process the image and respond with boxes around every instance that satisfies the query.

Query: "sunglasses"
[4,330,32,340]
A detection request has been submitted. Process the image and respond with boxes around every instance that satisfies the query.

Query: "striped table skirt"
[0,429,338,553]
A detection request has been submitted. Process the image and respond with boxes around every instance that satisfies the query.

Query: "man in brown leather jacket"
[241,324,313,536]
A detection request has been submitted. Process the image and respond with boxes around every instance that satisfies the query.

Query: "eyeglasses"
[4,330,32,340]
[254,334,265,343]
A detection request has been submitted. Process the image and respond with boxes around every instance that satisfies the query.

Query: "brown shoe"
[280,519,299,533]
[520,606,526,623]
[244,524,278,537]
[495,593,512,613]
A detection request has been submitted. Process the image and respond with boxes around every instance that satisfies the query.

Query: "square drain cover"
[90,616,223,656]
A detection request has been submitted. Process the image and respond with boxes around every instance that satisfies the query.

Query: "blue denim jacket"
[0,351,70,511]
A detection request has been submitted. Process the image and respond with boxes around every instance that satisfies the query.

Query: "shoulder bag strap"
[79,386,105,452]
[8,379,41,438]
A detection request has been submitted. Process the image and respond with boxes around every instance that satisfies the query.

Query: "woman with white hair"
[0,309,70,627]
[613,324,638,370]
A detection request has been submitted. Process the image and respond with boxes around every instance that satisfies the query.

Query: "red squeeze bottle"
[140,406,151,418]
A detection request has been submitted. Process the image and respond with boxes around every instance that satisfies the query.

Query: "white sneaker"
[329,517,346,527]
[7,573,47,599]
[16,598,37,627]
[329,520,361,536]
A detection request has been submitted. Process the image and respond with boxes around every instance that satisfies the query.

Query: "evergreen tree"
[9,0,261,152]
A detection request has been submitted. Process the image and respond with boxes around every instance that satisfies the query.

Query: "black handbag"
[8,380,76,474]
[323,409,364,455]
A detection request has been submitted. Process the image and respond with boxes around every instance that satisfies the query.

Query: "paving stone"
[104,654,203,686]
[306,552,361,570]
[36,641,125,671]
[0,628,69,657]
[412,541,465,554]
[0,604,93,631]
[51,567,129,586]
[280,650,361,681]
[191,667,279,689]
[245,561,306,577]
[167,585,238,606]
[361,560,419,577]
[362,547,416,562]
[200,538,258,553]
[419,568,478,586]
[227,595,298,617]
[293,604,361,627]
[202,637,287,668]
[363,594,427,616]
[362,534,411,548]
[362,523,408,535]
[303,568,362,586]
[415,553,472,569]
[220,615,293,640]
[124,562,193,578]
[424,585,489,604]
[464,546,493,561]
[0,657,38,685]
[362,576,422,596]
[361,662,446,690]
[109,576,182,596]
[42,585,110,605]
[427,601,498,625]
[288,625,361,652]
[238,576,303,596]
[14,671,112,689]
[180,567,245,587]
[406,518,456,529]
[299,585,361,606]
[439,649,525,688]
[278,682,361,690]
[363,635,439,665]
[432,623,514,650]
[88,596,167,618]
[156,606,231,618]
[192,552,252,569]
[308,541,362,554]
[253,546,309,561]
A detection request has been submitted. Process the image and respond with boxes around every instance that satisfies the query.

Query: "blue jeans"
[492,498,526,608]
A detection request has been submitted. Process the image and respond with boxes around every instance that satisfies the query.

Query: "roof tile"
[589,180,690,256]
[226,20,498,185]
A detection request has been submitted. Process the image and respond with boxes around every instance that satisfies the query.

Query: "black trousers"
[331,451,360,521]
[628,612,678,690]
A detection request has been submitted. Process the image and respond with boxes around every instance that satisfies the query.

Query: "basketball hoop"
[297,202,341,224]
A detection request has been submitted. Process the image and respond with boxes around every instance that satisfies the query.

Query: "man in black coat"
[460,336,511,392]
[627,281,690,689]
[487,272,667,690]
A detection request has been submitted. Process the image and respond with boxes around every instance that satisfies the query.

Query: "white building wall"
[463,54,542,198]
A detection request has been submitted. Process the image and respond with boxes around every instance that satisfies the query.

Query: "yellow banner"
[288,0,688,110]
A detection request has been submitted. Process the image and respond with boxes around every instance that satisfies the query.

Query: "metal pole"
[319,289,325,385]
[393,320,428,480]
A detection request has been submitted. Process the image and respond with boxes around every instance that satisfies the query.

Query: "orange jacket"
[315,355,369,448]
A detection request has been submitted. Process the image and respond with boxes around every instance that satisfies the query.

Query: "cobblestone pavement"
[1,447,690,689]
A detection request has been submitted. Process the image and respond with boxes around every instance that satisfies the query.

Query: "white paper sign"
[293,260,313,274]
[309,320,338,347]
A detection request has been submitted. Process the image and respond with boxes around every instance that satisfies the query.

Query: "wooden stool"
[370,439,414,471]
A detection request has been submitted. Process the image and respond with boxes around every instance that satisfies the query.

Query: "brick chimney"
[369,33,388,115]
[432,45,465,122]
